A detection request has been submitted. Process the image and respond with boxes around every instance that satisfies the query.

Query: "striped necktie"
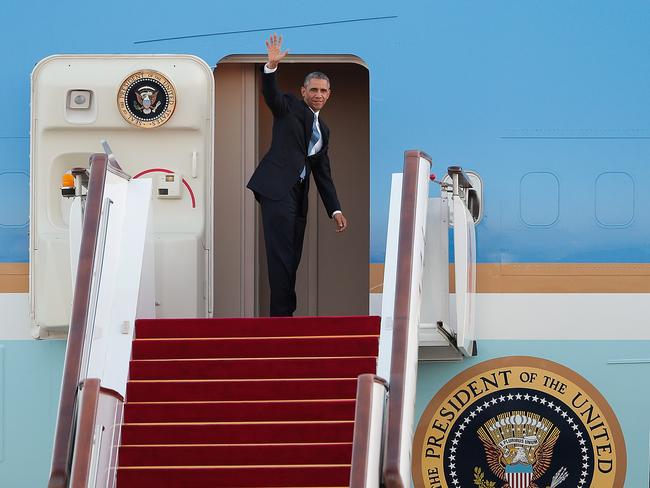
[301,115,321,180]
[308,115,321,155]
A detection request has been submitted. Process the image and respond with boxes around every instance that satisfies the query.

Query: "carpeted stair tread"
[124,399,356,423]
[117,315,381,487]
[116,465,351,487]
[131,336,379,360]
[118,443,352,466]
[129,357,377,380]
[127,378,358,402]
[136,316,380,339]
[121,421,355,445]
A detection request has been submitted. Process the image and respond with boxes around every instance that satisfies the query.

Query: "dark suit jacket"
[247,68,341,217]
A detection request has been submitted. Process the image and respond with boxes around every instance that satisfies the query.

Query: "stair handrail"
[48,154,131,488]
[49,154,108,488]
[68,379,101,487]
[383,150,432,487]
[350,374,388,487]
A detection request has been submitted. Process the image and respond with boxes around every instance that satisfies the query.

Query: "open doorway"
[213,57,369,317]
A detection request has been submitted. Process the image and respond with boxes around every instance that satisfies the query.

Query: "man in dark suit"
[247,34,348,317]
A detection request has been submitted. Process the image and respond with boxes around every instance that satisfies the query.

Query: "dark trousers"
[259,181,307,317]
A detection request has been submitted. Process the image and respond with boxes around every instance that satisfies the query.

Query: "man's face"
[301,78,331,112]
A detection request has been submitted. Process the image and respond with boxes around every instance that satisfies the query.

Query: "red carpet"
[116,316,379,487]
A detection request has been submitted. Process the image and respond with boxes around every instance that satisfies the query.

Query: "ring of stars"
[444,390,593,488]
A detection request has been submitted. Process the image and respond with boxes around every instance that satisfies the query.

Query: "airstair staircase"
[47,150,477,488]
[116,316,380,487]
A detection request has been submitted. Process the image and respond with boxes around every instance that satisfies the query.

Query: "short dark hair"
[303,71,330,88]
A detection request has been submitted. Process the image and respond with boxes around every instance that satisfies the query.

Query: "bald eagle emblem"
[476,411,568,488]
[134,86,161,115]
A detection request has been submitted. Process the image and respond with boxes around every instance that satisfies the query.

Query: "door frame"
[214,54,368,317]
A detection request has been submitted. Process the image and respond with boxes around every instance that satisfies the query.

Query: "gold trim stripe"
[0,263,28,293]
[120,442,352,447]
[369,263,384,293]
[129,400,355,405]
[6,262,650,294]
[136,335,379,341]
[369,263,650,293]
[118,465,352,469]
[125,421,354,426]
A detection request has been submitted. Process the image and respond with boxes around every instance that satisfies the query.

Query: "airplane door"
[30,55,214,335]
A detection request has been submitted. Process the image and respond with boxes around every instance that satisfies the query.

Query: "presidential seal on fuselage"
[412,357,626,488]
[117,69,176,128]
